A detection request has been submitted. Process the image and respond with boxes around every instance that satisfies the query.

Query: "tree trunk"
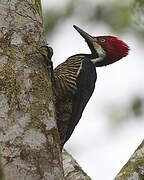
[0,0,63,179]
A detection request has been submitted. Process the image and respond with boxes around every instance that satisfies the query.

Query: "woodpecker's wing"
[54,55,85,146]
[54,55,84,97]
[64,56,97,145]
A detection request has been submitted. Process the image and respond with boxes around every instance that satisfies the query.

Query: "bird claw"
[39,45,53,67]
[40,45,53,59]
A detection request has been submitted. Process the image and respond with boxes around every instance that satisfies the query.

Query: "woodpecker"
[53,25,129,150]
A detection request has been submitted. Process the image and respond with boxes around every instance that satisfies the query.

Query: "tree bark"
[0,157,4,180]
[0,0,63,179]
[62,150,92,180]
[114,140,144,180]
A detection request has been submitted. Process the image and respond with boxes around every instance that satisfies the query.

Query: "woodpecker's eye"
[99,38,106,43]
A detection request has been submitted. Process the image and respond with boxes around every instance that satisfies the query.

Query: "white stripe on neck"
[92,42,106,65]
[91,57,104,64]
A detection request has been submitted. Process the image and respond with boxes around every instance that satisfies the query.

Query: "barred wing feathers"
[54,55,84,98]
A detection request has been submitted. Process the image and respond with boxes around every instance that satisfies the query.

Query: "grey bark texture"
[62,150,92,180]
[0,157,4,180]
[114,140,144,180]
[0,0,63,180]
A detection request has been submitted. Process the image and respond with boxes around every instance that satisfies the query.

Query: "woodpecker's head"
[73,25,129,67]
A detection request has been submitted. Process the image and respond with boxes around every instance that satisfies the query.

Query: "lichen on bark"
[62,150,92,180]
[115,140,144,180]
[0,0,63,179]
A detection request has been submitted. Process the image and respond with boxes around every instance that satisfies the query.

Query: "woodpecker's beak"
[73,25,98,57]
[73,25,93,42]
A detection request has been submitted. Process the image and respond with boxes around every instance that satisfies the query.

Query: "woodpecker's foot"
[39,45,53,67]
[47,46,53,60]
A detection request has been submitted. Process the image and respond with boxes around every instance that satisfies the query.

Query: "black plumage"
[53,54,97,149]
[53,25,129,150]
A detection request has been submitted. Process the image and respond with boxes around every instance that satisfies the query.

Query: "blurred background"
[41,0,144,179]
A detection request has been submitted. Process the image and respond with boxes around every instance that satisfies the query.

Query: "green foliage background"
[43,0,144,38]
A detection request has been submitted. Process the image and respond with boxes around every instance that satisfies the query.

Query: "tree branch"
[62,150,92,180]
[114,140,144,180]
